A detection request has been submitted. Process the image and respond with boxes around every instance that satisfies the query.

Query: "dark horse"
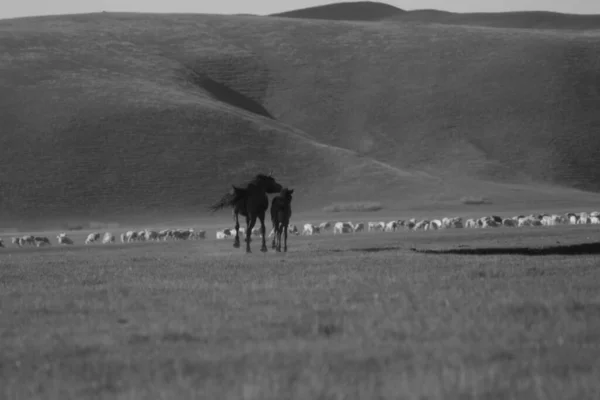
[270,188,294,252]
[209,173,283,253]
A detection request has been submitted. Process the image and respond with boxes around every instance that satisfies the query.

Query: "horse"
[270,188,294,252]
[209,173,283,253]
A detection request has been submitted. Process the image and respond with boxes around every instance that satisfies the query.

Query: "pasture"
[3,3,600,398]
[2,222,600,399]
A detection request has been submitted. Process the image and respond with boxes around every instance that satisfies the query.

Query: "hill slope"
[2,12,600,223]
[386,10,600,30]
[273,2,600,30]
[271,1,404,21]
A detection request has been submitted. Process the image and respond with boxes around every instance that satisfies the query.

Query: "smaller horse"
[271,188,294,252]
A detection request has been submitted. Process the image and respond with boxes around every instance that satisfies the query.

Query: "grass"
[2,223,600,399]
[322,201,383,212]
[3,3,600,397]
[2,6,600,224]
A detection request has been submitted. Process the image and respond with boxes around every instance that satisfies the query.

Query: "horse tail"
[208,192,235,213]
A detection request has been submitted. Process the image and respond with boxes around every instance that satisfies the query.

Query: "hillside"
[273,2,600,30]
[271,1,404,21]
[2,10,600,224]
[386,10,600,30]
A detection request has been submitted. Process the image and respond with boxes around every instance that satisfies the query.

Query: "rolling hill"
[271,1,405,21]
[385,10,600,30]
[2,3,600,226]
[273,1,600,30]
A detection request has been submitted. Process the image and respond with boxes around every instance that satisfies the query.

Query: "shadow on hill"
[410,242,600,256]
[184,67,274,119]
[271,1,404,21]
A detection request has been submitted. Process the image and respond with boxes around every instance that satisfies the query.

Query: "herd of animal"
[1,169,598,253]
[214,210,600,239]
[0,207,600,247]
[0,210,598,250]
[1,228,206,248]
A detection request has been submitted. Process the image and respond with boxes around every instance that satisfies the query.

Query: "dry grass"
[2,224,600,399]
[2,10,600,224]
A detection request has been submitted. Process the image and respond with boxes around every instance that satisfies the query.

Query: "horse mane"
[208,174,275,213]
[249,173,272,186]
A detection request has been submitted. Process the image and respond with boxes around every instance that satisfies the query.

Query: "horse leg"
[259,212,268,252]
[246,215,256,253]
[233,212,241,248]
[271,221,277,249]
[283,223,288,252]
[275,224,281,252]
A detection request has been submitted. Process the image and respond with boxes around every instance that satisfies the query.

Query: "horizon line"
[3,7,600,22]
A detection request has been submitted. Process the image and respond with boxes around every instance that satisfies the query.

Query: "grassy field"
[2,222,600,399]
[3,2,600,398]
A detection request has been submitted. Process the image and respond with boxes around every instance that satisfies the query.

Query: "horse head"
[282,188,294,201]
[255,173,282,194]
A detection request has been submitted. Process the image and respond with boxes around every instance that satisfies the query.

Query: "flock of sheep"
[215,210,600,239]
[1,228,206,248]
[1,211,597,249]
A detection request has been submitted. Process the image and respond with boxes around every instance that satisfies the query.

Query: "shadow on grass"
[410,242,600,256]
[326,246,404,253]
